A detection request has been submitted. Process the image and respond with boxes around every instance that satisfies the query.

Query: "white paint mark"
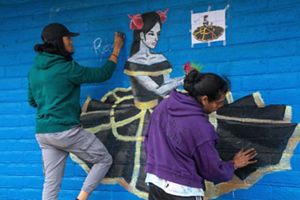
[93,37,113,63]
[93,37,103,55]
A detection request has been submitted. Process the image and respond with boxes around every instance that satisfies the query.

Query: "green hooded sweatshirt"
[28,52,116,133]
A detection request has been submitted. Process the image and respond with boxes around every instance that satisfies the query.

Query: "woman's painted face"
[63,36,74,53]
[140,22,161,49]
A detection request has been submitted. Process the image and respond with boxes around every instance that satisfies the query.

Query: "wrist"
[111,53,118,59]
[109,54,118,64]
[232,160,238,170]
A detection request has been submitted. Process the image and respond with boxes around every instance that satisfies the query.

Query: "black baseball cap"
[42,23,79,42]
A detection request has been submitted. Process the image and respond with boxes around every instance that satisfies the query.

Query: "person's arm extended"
[193,140,235,184]
[135,74,184,97]
[108,32,125,64]
[68,61,116,84]
[68,32,125,85]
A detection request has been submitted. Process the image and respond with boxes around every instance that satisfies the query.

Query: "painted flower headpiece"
[183,62,203,74]
[128,9,169,30]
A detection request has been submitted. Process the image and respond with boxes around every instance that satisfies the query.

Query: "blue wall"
[0,0,300,199]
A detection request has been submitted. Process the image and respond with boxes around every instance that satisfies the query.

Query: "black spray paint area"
[216,93,297,180]
[76,89,298,198]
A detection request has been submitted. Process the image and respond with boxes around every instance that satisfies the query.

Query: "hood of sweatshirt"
[33,52,67,70]
[167,90,207,117]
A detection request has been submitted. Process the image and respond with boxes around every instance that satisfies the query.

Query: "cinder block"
[272,185,300,200]
[0,126,35,139]
[234,184,273,200]
[0,151,41,164]
[0,139,39,151]
[0,115,35,127]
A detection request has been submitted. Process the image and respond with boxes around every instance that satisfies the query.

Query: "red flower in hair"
[128,14,143,30]
[183,62,203,74]
[184,62,193,74]
[156,8,169,23]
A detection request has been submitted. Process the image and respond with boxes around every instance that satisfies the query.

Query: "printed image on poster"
[191,9,226,45]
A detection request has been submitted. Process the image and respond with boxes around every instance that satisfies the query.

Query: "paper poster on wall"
[191,9,226,45]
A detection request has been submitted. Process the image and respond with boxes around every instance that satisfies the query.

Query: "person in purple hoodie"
[144,70,257,200]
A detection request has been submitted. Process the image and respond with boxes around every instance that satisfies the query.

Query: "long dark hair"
[184,70,229,102]
[130,12,162,56]
[34,37,73,61]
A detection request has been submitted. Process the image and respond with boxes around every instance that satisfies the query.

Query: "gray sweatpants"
[35,126,112,200]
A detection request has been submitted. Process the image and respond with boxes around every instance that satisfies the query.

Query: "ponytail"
[184,70,229,102]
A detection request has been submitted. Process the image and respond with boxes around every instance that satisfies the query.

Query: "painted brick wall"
[0,0,299,199]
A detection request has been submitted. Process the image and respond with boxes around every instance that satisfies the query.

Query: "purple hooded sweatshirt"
[144,90,234,189]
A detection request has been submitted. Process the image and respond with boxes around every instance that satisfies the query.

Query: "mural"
[72,9,183,198]
[71,9,300,200]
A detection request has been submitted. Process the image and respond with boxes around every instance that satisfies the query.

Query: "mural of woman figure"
[77,10,183,199]
[125,10,183,110]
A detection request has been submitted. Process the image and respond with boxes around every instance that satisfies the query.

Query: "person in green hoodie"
[28,23,124,200]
